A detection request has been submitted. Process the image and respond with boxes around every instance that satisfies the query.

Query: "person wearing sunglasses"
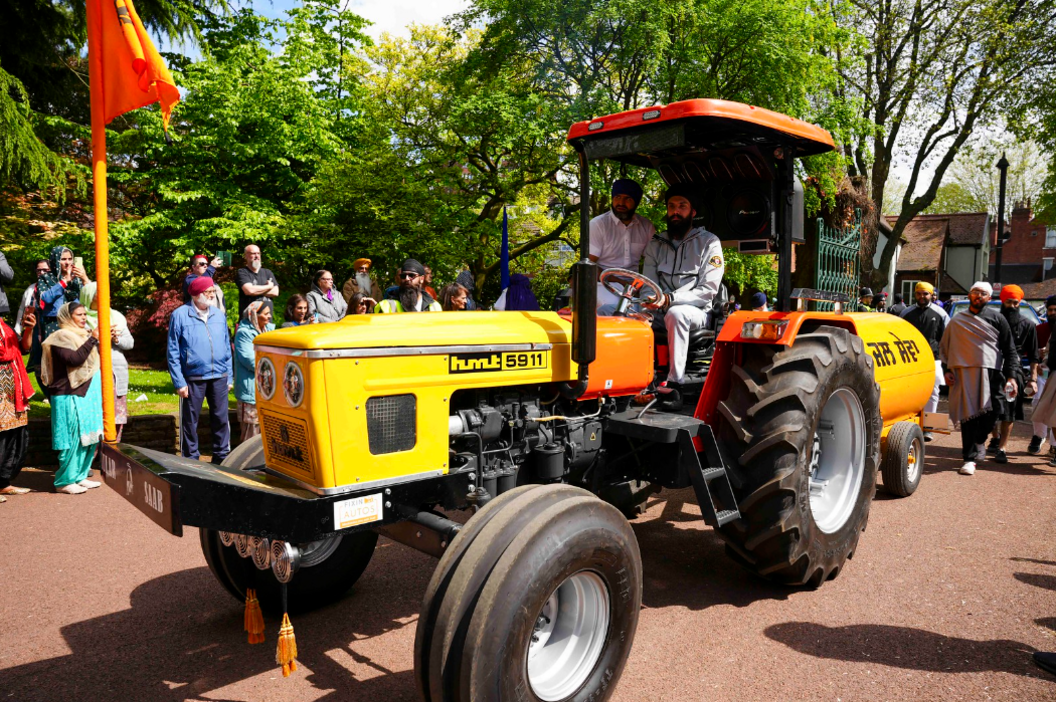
[182,254,226,309]
[375,259,442,313]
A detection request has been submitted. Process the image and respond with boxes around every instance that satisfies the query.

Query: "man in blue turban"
[589,178,656,314]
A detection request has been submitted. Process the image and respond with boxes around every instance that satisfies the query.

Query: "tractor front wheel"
[715,325,881,587]
[417,485,642,702]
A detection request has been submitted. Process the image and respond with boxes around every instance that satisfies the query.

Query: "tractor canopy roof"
[566,99,835,171]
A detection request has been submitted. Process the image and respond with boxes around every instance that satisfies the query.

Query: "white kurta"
[589,209,655,309]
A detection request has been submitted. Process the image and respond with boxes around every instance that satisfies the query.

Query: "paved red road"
[1,425,1054,701]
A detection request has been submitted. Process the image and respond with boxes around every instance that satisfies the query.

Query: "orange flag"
[88,0,180,128]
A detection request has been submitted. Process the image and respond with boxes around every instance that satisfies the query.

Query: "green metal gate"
[813,209,862,310]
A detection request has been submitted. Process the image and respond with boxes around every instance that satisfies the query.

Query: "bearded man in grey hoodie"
[642,184,725,411]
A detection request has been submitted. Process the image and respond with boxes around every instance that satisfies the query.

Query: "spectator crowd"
[0,242,544,497]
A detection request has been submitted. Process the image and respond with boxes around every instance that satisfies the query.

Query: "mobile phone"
[73,256,83,269]
[218,251,233,266]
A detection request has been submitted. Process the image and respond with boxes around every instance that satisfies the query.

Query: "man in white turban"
[939,281,1018,475]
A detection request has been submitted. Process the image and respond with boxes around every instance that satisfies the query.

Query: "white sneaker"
[959,461,976,475]
[78,479,101,489]
[56,484,88,494]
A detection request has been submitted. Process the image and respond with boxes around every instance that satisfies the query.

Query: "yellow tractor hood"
[254,311,573,351]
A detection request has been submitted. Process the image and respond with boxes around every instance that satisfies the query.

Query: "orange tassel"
[275,612,298,677]
[244,589,265,644]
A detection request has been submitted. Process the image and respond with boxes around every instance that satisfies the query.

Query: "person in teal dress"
[234,300,275,442]
[41,302,103,494]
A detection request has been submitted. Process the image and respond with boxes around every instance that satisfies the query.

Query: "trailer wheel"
[200,528,378,613]
[715,325,880,587]
[420,487,641,702]
[197,436,270,600]
[221,433,265,471]
[881,421,924,497]
[198,435,378,612]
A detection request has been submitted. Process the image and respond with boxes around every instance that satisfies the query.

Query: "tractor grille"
[366,395,417,455]
[261,414,313,478]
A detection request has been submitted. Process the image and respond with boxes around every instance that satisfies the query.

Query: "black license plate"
[100,443,183,536]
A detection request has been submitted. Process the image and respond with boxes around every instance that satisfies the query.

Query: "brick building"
[988,199,1056,286]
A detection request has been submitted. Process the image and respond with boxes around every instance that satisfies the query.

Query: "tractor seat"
[652,325,717,347]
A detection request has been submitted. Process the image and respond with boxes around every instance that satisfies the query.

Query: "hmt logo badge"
[449,352,503,374]
[448,350,549,374]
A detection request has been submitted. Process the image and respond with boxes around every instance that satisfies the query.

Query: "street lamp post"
[994,153,1009,283]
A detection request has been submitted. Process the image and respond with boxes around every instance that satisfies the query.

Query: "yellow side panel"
[852,314,935,427]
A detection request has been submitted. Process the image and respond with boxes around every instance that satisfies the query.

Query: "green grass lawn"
[26,361,237,420]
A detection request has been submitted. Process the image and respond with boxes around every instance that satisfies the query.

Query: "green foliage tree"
[108,6,369,296]
[0,0,228,194]
[828,0,1056,287]
[299,25,579,294]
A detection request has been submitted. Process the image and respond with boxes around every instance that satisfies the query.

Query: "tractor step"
[605,409,705,444]
[682,425,741,528]
[605,410,741,529]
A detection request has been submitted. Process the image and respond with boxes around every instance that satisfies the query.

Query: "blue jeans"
[181,376,230,463]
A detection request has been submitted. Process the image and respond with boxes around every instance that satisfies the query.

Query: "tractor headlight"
[256,357,276,401]
[741,321,788,341]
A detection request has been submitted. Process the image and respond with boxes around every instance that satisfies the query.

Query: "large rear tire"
[199,435,378,613]
[714,325,881,587]
[417,485,642,702]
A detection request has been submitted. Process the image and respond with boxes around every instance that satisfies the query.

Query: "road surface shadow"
[765,622,1038,676]
[1015,572,1056,592]
[922,444,1056,477]
[1037,618,1056,632]
[1012,557,1056,567]
[0,539,428,701]
[632,490,792,611]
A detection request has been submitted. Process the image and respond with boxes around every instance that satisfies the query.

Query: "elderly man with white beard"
[939,281,1018,475]
[341,258,384,309]
[235,243,279,316]
[167,276,233,463]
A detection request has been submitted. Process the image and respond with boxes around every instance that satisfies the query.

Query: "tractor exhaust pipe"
[567,149,596,399]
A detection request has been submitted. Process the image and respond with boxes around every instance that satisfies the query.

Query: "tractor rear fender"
[697,311,935,432]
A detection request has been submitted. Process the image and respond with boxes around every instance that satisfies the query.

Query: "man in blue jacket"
[167,276,233,463]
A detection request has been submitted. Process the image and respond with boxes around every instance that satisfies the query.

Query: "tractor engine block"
[447,388,608,497]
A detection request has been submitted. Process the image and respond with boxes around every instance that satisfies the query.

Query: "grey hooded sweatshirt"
[642,226,725,313]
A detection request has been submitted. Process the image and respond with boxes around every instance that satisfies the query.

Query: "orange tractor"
[102,99,936,700]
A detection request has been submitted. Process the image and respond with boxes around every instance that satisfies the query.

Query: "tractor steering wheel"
[599,268,665,316]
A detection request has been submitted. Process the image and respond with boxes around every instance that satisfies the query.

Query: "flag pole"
[87,0,118,444]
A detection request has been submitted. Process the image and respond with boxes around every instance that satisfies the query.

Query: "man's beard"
[917,297,930,307]
[666,214,692,238]
[1048,314,1056,327]
[613,204,636,223]
[356,272,372,290]
[1000,303,1017,319]
[969,299,986,313]
[250,260,261,273]
[399,285,420,311]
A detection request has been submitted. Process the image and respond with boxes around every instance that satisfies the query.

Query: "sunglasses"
[399,272,420,280]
